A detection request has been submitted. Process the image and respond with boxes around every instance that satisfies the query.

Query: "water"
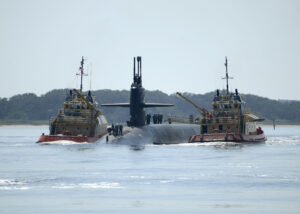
[0,125,300,214]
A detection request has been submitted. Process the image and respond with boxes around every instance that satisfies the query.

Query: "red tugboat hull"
[37,134,106,143]
[188,133,266,143]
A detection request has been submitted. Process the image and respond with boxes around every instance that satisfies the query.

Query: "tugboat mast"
[223,56,233,94]
[77,56,87,92]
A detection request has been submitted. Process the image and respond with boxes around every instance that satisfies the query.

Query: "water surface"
[0,125,299,213]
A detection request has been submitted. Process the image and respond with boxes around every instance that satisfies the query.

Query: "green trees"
[0,89,300,124]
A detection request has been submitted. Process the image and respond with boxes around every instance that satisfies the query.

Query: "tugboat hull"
[37,134,106,143]
[188,133,266,143]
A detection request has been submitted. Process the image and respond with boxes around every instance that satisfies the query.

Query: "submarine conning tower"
[101,56,174,127]
[130,56,146,127]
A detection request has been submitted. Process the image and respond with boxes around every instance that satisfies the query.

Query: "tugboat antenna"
[76,56,88,92]
[222,56,233,94]
[89,62,92,91]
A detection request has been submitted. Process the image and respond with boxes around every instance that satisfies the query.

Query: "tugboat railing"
[56,116,97,124]
[202,117,239,124]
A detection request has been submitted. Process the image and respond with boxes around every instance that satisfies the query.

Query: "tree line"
[1,89,300,124]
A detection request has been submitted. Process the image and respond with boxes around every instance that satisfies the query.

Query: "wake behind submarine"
[101,56,200,145]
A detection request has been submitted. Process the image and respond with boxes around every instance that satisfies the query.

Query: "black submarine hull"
[110,124,200,145]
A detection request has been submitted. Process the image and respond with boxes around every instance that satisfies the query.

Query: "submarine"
[101,56,200,145]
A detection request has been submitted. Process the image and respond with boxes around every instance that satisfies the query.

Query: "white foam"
[149,141,240,147]
[0,186,30,190]
[79,182,122,189]
[160,180,175,184]
[0,179,24,185]
[257,174,268,177]
[52,182,122,189]
[266,136,300,145]
[128,175,145,179]
[236,164,254,168]
[52,185,75,189]
[39,140,88,145]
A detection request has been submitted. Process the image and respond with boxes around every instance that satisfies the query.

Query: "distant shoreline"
[0,120,48,126]
[2,89,300,125]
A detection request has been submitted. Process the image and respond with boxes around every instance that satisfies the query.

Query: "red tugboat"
[181,57,266,143]
[37,57,108,143]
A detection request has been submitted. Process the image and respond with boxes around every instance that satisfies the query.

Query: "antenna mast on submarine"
[137,56,142,85]
[133,56,142,85]
[133,57,136,82]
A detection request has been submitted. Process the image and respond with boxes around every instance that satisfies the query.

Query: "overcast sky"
[0,0,299,100]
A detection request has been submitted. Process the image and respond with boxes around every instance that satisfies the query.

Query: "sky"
[0,0,299,100]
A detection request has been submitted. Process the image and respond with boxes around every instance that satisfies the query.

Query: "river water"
[0,125,299,214]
